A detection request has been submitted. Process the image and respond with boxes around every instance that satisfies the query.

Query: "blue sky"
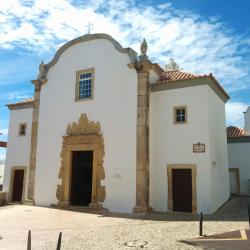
[0,0,250,159]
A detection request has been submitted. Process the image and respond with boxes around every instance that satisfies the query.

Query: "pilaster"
[26,78,47,204]
[134,39,152,213]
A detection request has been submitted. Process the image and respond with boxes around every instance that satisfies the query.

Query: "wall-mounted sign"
[193,143,205,153]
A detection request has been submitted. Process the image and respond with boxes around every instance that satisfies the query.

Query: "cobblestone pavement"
[0,195,249,250]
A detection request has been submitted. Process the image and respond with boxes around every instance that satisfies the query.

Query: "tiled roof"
[227,126,246,137]
[0,141,7,148]
[158,70,209,83]
[7,97,34,110]
[8,97,34,105]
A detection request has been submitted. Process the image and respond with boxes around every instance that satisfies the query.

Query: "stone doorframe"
[167,164,197,213]
[56,114,106,208]
[8,166,27,202]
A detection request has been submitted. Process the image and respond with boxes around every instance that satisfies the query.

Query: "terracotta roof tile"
[158,70,209,83]
[8,97,34,106]
[0,141,7,148]
[227,126,246,137]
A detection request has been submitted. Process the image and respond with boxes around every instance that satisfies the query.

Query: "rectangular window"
[76,69,94,101]
[19,123,27,136]
[174,106,187,124]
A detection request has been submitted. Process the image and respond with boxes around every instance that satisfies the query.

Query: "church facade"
[3,33,230,214]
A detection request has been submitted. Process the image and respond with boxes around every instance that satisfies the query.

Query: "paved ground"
[0,195,249,250]
[183,229,250,249]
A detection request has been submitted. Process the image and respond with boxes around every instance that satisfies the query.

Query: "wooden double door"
[70,151,93,206]
[172,169,192,212]
[12,169,25,202]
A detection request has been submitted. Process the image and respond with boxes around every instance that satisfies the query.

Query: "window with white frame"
[76,69,94,100]
[174,106,187,124]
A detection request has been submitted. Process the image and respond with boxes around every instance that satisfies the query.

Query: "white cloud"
[0,0,250,93]
[0,148,6,161]
[0,128,8,136]
[226,101,249,127]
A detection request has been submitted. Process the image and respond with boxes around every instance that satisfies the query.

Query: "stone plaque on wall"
[193,143,205,153]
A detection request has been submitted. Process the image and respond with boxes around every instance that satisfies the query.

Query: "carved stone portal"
[56,114,106,208]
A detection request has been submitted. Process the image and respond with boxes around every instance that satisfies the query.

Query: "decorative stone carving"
[37,61,48,81]
[67,114,101,135]
[57,113,106,209]
[140,38,147,55]
[139,38,148,62]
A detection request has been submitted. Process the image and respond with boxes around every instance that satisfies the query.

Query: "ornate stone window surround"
[56,114,106,208]
[167,164,197,213]
[75,68,95,102]
[8,166,27,202]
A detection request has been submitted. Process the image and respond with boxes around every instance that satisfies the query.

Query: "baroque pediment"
[66,114,101,135]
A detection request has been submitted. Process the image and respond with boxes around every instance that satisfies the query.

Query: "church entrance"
[12,169,24,202]
[172,169,192,212]
[70,151,93,206]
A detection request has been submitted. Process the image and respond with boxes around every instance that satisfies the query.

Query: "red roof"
[7,97,34,106]
[158,70,209,83]
[227,126,246,137]
[0,141,7,148]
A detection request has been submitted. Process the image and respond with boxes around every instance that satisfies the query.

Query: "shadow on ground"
[48,194,250,222]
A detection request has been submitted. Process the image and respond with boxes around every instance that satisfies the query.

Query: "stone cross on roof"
[85,22,94,34]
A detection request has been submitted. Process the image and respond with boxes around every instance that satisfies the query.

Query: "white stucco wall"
[150,85,213,213]
[208,88,230,212]
[3,108,33,199]
[35,39,137,213]
[150,84,229,214]
[0,160,4,186]
[228,142,250,194]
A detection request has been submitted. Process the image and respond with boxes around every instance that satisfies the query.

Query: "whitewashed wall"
[3,108,33,199]
[228,142,250,194]
[0,160,4,186]
[35,39,137,213]
[208,87,230,212]
[150,85,211,213]
[150,84,229,214]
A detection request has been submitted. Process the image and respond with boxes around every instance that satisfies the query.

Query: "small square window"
[19,123,27,136]
[174,106,187,124]
[76,69,94,101]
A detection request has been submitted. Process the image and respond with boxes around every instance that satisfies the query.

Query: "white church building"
[227,107,250,194]
[3,33,230,214]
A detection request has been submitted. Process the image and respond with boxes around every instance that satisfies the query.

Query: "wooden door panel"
[70,151,93,206]
[12,170,24,202]
[172,169,192,212]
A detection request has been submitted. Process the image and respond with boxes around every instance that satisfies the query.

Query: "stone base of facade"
[89,202,103,209]
[133,206,152,213]
[57,201,71,207]
[57,201,104,210]
[23,199,35,205]
[0,192,7,206]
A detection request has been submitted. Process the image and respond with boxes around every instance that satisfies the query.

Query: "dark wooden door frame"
[9,166,27,202]
[172,169,192,212]
[70,150,93,206]
[167,164,197,213]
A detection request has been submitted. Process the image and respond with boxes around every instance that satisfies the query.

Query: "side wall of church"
[149,85,213,213]
[208,86,230,212]
[34,39,138,213]
[3,108,33,200]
